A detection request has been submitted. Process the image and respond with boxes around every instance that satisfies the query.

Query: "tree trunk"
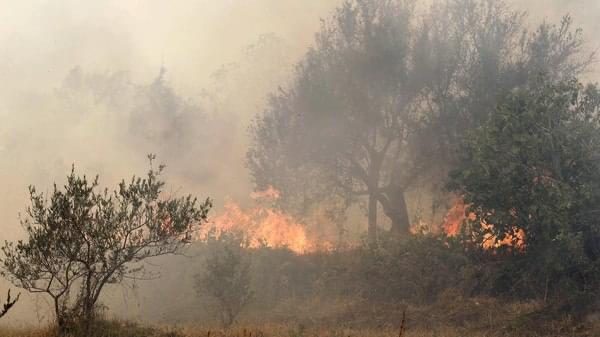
[389,191,410,236]
[379,188,410,237]
[55,299,69,336]
[82,271,94,335]
[83,302,93,335]
[368,192,378,245]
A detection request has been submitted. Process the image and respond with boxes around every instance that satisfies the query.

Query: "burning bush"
[449,78,600,304]
[198,186,334,254]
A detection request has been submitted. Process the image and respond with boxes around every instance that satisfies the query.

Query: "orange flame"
[199,186,328,254]
[442,198,476,236]
[441,197,525,250]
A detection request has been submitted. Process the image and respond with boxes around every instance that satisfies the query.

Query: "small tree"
[1,155,211,333]
[195,232,253,327]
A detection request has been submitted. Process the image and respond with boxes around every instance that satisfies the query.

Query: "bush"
[195,233,254,327]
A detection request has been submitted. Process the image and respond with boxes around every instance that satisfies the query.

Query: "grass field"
[2,323,598,337]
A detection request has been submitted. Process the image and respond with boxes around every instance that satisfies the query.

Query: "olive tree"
[247,0,591,244]
[1,155,211,333]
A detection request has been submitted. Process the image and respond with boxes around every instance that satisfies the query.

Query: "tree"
[247,0,591,244]
[1,155,211,333]
[129,67,204,157]
[195,232,253,327]
[249,0,427,244]
[449,78,600,301]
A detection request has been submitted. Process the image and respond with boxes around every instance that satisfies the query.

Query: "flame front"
[199,187,323,254]
[442,197,475,236]
[205,190,524,254]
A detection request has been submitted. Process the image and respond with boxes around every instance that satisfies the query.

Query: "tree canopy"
[247,0,591,243]
[450,78,600,301]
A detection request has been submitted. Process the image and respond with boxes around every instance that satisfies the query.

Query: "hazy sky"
[0,0,339,95]
[0,0,340,243]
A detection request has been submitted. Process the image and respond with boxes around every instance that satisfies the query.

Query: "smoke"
[0,0,598,327]
[0,0,340,236]
[0,0,340,326]
[508,0,600,81]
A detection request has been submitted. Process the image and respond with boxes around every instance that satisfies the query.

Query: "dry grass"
[1,321,598,337]
[1,296,599,337]
[0,320,166,337]
[0,326,493,337]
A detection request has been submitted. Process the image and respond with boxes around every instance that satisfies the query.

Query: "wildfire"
[203,189,525,254]
[442,198,476,236]
[441,197,526,250]
[199,186,326,254]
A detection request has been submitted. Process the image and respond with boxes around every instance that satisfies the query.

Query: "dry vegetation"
[2,318,599,337]
[3,295,600,337]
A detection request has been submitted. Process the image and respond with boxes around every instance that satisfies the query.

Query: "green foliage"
[1,155,211,332]
[201,234,468,307]
[450,78,600,302]
[343,235,468,304]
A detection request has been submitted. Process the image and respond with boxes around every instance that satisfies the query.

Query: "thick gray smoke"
[0,0,339,326]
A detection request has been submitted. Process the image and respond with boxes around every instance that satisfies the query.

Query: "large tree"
[1,155,211,333]
[449,78,600,301]
[249,0,427,244]
[247,0,590,243]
